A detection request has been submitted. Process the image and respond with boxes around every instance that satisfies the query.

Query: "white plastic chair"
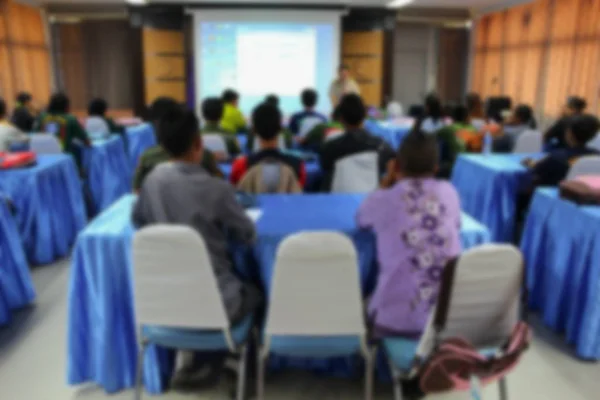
[567,156,600,180]
[85,116,110,136]
[587,133,600,152]
[132,226,253,400]
[253,134,286,152]
[298,116,325,139]
[29,134,62,154]
[385,244,524,400]
[513,129,542,153]
[471,118,486,132]
[202,134,230,159]
[387,101,404,118]
[258,232,374,400]
[331,152,379,193]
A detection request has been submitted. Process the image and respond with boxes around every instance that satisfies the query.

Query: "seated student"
[264,94,279,108]
[133,97,222,191]
[299,104,344,152]
[466,92,485,130]
[220,89,247,134]
[0,98,28,151]
[289,89,327,138]
[356,131,461,337]
[544,96,587,149]
[231,103,306,187]
[246,98,294,152]
[417,94,446,134]
[525,114,600,187]
[34,93,90,168]
[493,104,536,153]
[436,105,474,178]
[201,97,240,157]
[132,107,261,387]
[11,92,36,132]
[85,98,125,137]
[319,94,395,192]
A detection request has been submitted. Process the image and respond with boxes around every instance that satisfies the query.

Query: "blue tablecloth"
[0,195,35,326]
[219,160,322,192]
[451,153,541,242]
[364,119,412,150]
[126,123,156,172]
[83,137,132,215]
[0,155,87,265]
[521,188,600,359]
[67,193,490,394]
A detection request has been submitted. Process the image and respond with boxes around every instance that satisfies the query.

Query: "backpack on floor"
[0,152,37,169]
[420,321,531,394]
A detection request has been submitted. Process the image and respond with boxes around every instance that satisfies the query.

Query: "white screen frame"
[189,9,342,117]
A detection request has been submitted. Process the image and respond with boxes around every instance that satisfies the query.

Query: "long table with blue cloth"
[0,155,87,265]
[451,153,543,243]
[126,123,156,172]
[67,193,490,394]
[82,136,132,215]
[521,188,600,360]
[364,118,413,150]
[0,193,35,326]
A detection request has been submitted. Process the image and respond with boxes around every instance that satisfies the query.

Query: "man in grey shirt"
[132,107,261,324]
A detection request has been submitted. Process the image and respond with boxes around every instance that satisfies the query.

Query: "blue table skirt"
[451,154,540,243]
[521,188,600,359]
[0,196,35,326]
[126,124,156,172]
[0,155,87,265]
[67,194,490,394]
[364,119,412,150]
[83,137,132,215]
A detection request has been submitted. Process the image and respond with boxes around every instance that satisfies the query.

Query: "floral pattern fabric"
[357,178,461,336]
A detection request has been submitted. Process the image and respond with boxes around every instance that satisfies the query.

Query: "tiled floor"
[1,259,599,400]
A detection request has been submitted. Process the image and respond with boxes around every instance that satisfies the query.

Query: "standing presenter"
[329,65,361,107]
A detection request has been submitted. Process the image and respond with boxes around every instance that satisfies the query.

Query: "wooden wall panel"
[342,31,383,106]
[550,0,578,41]
[527,0,551,44]
[520,47,543,106]
[486,13,504,48]
[544,44,574,116]
[0,44,14,101]
[471,51,486,95]
[481,51,502,98]
[502,49,522,103]
[142,28,186,105]
[55,23,87,110]
[569,41,600,106]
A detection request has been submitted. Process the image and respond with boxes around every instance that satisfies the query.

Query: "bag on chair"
[237,159,302,194]
[559,175,600,205]
[0,151,37,169]
[420,321,531,394]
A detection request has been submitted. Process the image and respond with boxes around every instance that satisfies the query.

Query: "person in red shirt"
[230,103,306,187]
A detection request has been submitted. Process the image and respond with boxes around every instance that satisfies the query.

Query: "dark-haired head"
[452,105,469,124]
[48,93,70,115]
[301,89,318,109]
[396,131,439,178]
[339,64,350,80]
[425,94,443,121]
[252,103,282,142]
[148,97,181,126]
[332,103,343,122]
[265,94,279,109]
[201,97,224,123]
[0,98,6,119]
[16,92,32,106]
[566,96,587,116]
[567,114,600,148]
[88,98,108,117]
[339,94,366,128]
[157,107,202,162]
[222,89,239,105]
[514,104,535,128]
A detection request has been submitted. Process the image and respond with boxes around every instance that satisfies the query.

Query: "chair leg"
[386,357,403,400]
[364,351,374,400]
[134,341,147,400]
[256,349,266,400]
[499,377,508,400]
[236,345,248,400]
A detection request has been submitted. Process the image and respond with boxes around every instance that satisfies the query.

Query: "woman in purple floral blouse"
[357,131,462,337]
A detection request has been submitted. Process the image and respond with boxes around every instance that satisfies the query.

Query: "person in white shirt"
[0,98,27,152]
[329,65,361,107]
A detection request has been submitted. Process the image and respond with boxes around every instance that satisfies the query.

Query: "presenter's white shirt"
[329,78,361,105]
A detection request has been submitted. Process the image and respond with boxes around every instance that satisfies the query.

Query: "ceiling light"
[387,0,414,8]
[126,0,148,5]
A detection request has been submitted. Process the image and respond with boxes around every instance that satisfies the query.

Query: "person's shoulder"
[140,145,167,163]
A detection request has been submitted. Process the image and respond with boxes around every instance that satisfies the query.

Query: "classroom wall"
[0,0,52,110]
[470,0,600,125]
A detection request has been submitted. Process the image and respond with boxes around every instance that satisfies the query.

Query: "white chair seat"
[567,156,600,180]
[29,134,62,154]
[332,152,379,193]
[513,130,542,153]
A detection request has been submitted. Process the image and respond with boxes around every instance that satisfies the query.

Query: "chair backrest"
[298,116,324,139]
[85,116,110,136]
[567,155,600,180]
[587,133,600,152]
[386,101,404,118]
[513,129,542,153]
[331,152,379,193]
[265,231,366,337]
[202,134,229,158]
[29,134,62,154]
[426,244,523,348]
[471,118,486,132]
[132,225,229,331]
[253,134,286,152]
[237,160,302,194]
